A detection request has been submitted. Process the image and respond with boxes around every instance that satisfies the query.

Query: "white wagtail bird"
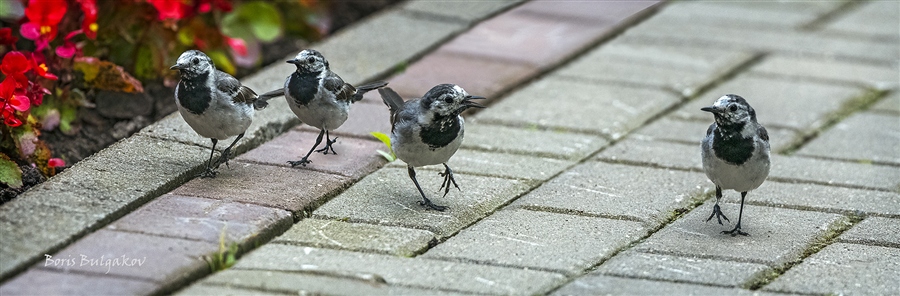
[379,85,485,211]
[171,50,266,178]
[701,94,770,236]
[258,49,387,167]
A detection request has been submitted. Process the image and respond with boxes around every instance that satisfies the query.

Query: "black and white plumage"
[171,50,266,178]
[379,84,485,211]
[701,94,770,236]
[258,49,387,167]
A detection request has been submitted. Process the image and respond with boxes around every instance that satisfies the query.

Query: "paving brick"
[597,138,703,171]
[402,0,522,23]
[312,12,466,85]
[236,129,387,179]
[312,167,532,239]
[514,0,659,25]
[552,275,776,296]
[38,229,217,285]
[622,15,898,62]
[439,7,617,68]
[631,118,797,152]
[674,74,865,131]
[838,217,900,247]
[176,283,285,296]
[316,100,393,139]
[751,54,899,90]
[870,91,900,114]
[698,1,842,15]
[271,218,434,257]
[387,49,539,103]
[0,135,208,280]
[796,112,900,165]
[654,1,827,28]
[461,122,609,160]
[555,42,755,97]
[512,161,707,227]
[172,162,351,215]
[474,77,681,138]
[595,251,771,287]
[634,202,848,267]
[423,209,645,275]
[230,244,567,295]
[821,1,900,40]
[763,243,900,295]
[0,269,158,296]
[391,149,574,181]
[108,194,292,246]
[749,182,900,218]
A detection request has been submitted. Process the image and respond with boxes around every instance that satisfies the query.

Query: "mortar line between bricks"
[268,239,420,257]
[799,0,866,31]
[743,70,883,91]
[227,267,484,295]
[189,283,294,296]
[741,200,900,220]
[34,266,160,284]
[787,153,900,168]
[230,158,371,180]
[779,88,889,155]
[592,273,821,295]
[836,239,900,250]
[513,205,646,223]
[416,255,572,275]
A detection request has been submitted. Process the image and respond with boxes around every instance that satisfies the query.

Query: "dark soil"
[0,0,401,203]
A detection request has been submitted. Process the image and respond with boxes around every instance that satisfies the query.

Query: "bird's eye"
[307,57,315,63]
[443,97,453,104]
[191,57,200,65]
[729,105,737,112]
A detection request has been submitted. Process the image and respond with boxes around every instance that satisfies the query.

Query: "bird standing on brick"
[258,49,387,167]
[701,94,770,236]
[379,85,485,211]
[171,50,266,178]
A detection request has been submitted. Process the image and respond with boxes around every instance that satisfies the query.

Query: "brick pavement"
[1,1,898,295]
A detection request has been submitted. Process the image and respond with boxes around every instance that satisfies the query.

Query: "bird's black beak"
[286,59,300,65]
[169,63,184,70]
[701,106,721,114]
[463,95,486,109]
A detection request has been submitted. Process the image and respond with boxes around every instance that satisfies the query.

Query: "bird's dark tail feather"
[378,87,404,115]
[258,88,285,102]
[351,81,388,102]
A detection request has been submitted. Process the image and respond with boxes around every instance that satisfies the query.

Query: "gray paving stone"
[750,181,900,218]
[0,269,158,296]
[763,243,900,295]
[595,251,771,288]
[553,275,777,296]
[631,118,797,152]
[796,112,900,165]
[870,91,900,114]
[312,167,533,239]
[511,161,708,227]
[461,122,610,161]
[596,138,703,171]
[314,12,465,85]
[0,135,209,281]
[698,0,842,15]
[622,14,898,62]
[555,42,755,97]
[271,218,435,257]
[838,217,900,247]
[230,244,567,295]
[390,149,574,181]
[634,202,848,267]
[674,74,865,131]
[821,1,900,40]
[657,1,830,28]
[402,0,522,23]
[751,54,899,90]
[186,269,466,296]
[108,194,292,246]
[473,76,681,138]
[423,209,645,275]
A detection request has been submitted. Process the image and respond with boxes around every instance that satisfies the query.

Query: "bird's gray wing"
[322,72,355,103]
[706,122,717,137]
[216,70,261,108]
[378,87,404,116]
[758,125,769,143]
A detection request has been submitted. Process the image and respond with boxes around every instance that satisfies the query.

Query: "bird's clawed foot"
[722,223,749,236]
[198,167,218,178]
[288,158,312,167]
[439,165,460,197]
[215,149,233,168]
[705,203,730,225]
[419,197,448,211]
[315,137,338,155]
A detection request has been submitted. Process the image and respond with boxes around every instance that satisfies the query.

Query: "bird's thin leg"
[705,186,730,225]
[408,166,447,211]
[315,130,338,155]
[723,192,750,236]
[289,129,324,167]
[215,133,244,168]
[199,139,219,178]
[439,163,460,197]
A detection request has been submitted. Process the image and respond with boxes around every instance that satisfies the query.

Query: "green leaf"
[222,2,283,42]
[0,155,23,189]
[376,150,395,162]
[369,132,392,150]
[207,51,236,75]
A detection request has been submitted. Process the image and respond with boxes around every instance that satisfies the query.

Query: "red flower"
[198,0,232,13]
[0,78,24,127]
[78,0,99,39]
[225,37,248,56]
[0,28,17,46]
[26,81,50,106]
[48,158,66,168]
[21,0,68,50]
[1,105,22,127]
[1,51,31,83]
[56,30,83,59]
[147,0,189,20]
[29,52,58,81]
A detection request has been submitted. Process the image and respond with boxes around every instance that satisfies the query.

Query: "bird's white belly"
[702,147,770,192]
[179,103,253,140]
[287,97,348,131]
[393,132,462,167]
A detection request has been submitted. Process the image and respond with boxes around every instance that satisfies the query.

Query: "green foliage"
[370,132,395,162]
[221,2,283,42]
[205,224,239,272]
[0,154,23,189]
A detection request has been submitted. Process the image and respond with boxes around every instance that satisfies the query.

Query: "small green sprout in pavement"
[205,224,239,272]
[370,132,396,162]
